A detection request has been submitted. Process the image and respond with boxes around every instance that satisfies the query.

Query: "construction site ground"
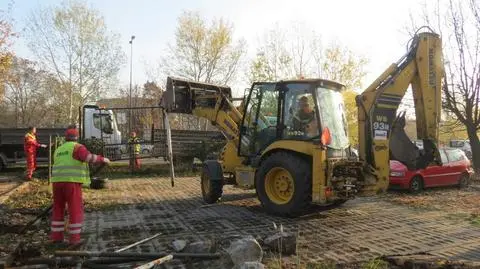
[2,169,480,268]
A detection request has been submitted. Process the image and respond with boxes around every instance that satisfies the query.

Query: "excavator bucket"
[160,76,233,113]
[389,112,438,170]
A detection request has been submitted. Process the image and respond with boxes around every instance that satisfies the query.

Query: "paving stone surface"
[81,177,480,268]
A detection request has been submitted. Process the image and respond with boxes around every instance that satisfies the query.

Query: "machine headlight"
[390,171,405,177]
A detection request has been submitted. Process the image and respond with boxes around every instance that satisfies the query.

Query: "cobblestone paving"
[82,177,480,268]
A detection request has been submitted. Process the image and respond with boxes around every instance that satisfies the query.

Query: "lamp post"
[128,35,135,173]
[128,35,135,134]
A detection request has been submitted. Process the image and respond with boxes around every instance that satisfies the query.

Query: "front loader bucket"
[160,76,232,113]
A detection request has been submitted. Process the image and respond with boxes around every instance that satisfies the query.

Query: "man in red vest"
[24,127,47,180]
[50,126,110,248]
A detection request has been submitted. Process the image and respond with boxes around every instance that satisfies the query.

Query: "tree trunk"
[466,125,480,173]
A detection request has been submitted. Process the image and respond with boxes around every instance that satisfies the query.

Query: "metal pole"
[133,255,173,269]
[48,135,52,182]
[129,35,135,174]
[115,233,161,253]
[129,35,135,129]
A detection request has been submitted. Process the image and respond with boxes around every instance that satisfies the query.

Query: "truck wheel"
[201,160,224,204]
[255,152,311,217]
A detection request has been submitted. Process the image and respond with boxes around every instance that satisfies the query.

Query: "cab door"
[238,83,279,157]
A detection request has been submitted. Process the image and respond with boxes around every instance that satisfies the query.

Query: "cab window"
[93,114,113,134]
[283,84,318,139]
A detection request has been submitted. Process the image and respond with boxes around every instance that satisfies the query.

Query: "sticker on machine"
[374,130,387,140]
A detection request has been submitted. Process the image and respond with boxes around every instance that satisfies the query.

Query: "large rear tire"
[201,160,224,204]
[255,152,311,217]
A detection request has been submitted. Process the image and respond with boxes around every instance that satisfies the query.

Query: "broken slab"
[183,240,214,253]
[226,236,263,267]
[172,240,187,252]
[238,261,265,269]
[264,232,296,255]
[384,254,480,269]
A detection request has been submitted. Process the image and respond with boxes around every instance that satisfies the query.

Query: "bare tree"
[25,0,126,124]
[162,11,246,85]
[249,23,368,89]
[248,23,369,145]
[4,57,55,127]
[410,0,480,170]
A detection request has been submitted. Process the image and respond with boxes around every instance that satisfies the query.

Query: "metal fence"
[86,106,226,170]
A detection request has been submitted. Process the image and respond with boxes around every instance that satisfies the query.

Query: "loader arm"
[161,77,242,140]
[356,27,444,193]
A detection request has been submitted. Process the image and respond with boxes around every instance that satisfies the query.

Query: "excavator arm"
[356,27,444,192]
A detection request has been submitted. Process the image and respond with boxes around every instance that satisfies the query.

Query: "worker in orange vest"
[24,127,47,180]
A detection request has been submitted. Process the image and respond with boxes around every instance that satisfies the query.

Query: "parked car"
[389,148,474,193]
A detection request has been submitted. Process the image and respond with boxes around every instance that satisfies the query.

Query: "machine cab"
[238,79,350,158]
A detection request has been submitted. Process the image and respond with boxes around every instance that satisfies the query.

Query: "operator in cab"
[292,96,317,136]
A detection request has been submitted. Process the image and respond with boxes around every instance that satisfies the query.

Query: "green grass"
[469,213,480,226]
[306,261,337,269]
[362,258,389,269]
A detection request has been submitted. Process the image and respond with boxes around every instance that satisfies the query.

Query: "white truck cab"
[82,106,122,145]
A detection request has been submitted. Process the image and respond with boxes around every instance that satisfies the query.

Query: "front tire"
[409,176,423,194]
[255,152,311,217]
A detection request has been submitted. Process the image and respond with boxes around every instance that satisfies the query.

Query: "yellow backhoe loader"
[160,26,444,216]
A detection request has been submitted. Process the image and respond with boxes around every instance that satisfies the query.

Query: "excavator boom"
[356,27,444,192]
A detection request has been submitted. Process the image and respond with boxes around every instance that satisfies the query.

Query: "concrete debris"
[384,254,480,269]
[238,261,265,269]
[226,236,263,267]
[172,240,187,252]
[264,232,296,255]
[184,240,214,253]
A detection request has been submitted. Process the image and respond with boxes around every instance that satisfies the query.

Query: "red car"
[389,148,474,193]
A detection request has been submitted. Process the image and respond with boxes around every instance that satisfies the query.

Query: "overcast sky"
[6,0,430,99]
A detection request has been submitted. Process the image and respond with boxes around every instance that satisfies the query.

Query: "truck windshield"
[316,87,349,149]
[93,113,113,134]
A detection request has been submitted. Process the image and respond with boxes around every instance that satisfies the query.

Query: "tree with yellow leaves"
[0,1,16,100]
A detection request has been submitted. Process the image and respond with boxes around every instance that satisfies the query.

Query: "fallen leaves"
[385,186,480,216]
[4,179,52,210]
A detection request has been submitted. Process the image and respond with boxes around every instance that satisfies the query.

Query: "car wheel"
[458,174,470,189]
[409,176,423,194]
[142,149,149,155]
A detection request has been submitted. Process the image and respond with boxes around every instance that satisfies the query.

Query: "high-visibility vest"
[128,137,140,154]
[51,142,90,185]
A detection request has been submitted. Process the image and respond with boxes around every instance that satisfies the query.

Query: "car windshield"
[316,87,349,149]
